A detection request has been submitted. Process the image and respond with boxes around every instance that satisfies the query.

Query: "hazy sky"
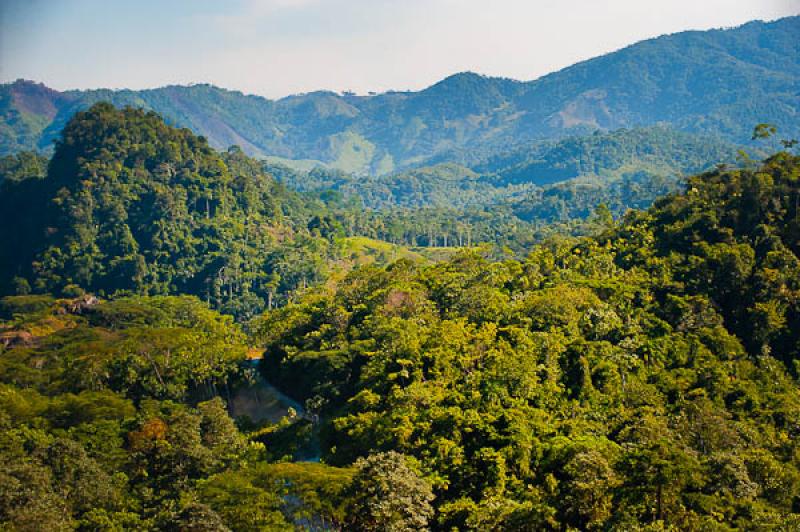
[1,0,798,99]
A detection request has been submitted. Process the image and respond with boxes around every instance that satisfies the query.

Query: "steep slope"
[1,17,797,173]
[0,80,70,153]
[513,17,800,138]
[0,103,343,318]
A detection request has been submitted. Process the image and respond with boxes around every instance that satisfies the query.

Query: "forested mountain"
[2,145,798,529]
[0,103,356,318]
[2,17,798,174]
[0,103,570,315]
[270,126,746,211]
[2,11,800,530]
[0,102,789,315]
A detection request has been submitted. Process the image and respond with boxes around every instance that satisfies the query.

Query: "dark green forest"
[0,96,799,531]
[3,105,693,318]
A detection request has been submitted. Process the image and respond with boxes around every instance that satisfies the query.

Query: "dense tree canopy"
[1,93,799,530]
[1,103,672,316]
[253,152,800,529]
[0,104,360,318]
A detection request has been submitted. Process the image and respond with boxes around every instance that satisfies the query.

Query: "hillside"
[2,146,798,530]
[253,150,800,529]
[4,3,800,530]
[0,104,559,315]
[1,17,797,174]
[272,126,746,211]
[0,103,347,318]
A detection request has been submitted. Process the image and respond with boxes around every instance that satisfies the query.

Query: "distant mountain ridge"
[268,126,745,210]
[1,16,798,174]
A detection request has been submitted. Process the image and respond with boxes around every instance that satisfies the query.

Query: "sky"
[1,0,798,99]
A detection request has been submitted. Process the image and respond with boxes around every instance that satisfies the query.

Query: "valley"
[1,11,799,531]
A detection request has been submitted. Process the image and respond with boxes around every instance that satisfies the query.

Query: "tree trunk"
[656,484,663,522]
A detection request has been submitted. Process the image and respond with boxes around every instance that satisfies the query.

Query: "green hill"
[0,103,342,318]
[272,126,747,217]
[1,103,799,529]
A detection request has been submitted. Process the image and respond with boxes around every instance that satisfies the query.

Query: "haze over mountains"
[2,16,798,176]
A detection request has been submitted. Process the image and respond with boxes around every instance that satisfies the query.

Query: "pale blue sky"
[1,0,798,98]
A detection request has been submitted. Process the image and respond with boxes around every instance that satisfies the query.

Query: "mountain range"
[2,16,798,176]
[2,12,800,529]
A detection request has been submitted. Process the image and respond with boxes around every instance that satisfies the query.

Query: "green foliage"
[0,104,350,318]
[274,126,744,215]
[254,154,800,529]
[345,451,435,531]
[2,56,800,529]
[196,471,288,531]
[0,102,768,308]
[0,294,280,530]
[0,150,47,184]
[268,126,750,258]
[251,461,354,527]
